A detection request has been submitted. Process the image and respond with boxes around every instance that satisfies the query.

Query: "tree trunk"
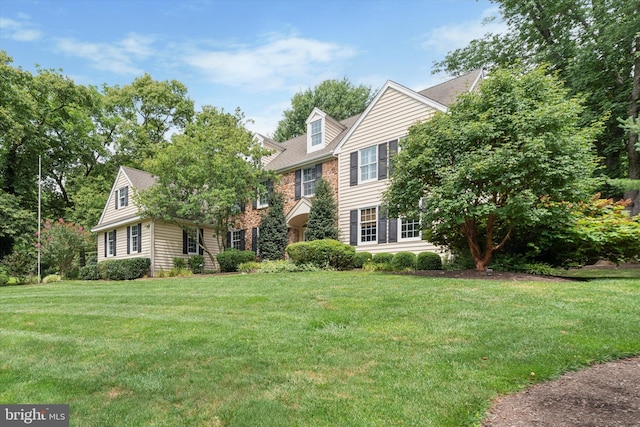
[624,35,640,216]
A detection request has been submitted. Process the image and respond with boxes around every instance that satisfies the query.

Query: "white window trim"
[256,188,269,209]
[231,230,243,250]
[107,230,116,257]
[306,112,326,153]
[359,146,377,184]
[358,206,377,245]
[187,229,198,255]
[302,166,317,197]
[130,224,140,252]
[399,217,421,241]
[117,187,127,209]
[310,119,322,146]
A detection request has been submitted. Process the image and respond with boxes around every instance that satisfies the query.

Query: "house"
[93,70,483,273]
[91,166,221,276]
[235,69,484,255]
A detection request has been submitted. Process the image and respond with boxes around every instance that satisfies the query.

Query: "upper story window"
[359,146,378,183]
[310,119,322,146]
[117,186,128,209]
[302,166,317,196]
[256,189,269,209]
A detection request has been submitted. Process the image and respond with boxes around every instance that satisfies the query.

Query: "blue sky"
[0,0,505,136]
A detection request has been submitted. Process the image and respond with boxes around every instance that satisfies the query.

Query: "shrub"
[155,268,193,278]
[362,261,393,272]
[42,274,61,284]
[79,264,101,280]
[188,255,205,274]
[238,260,322,274]
[217,249,255,273]
[392,252,416,270]
[417,252,442,270]
[0,267,9,286]
[353,252,373,268]
[173,257,186,269]
[286,239,355,270]
[100,258,151,280]
[372,253,394,264]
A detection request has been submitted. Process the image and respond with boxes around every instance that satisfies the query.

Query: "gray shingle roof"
[121,166,157,190]
[418,69,484,107]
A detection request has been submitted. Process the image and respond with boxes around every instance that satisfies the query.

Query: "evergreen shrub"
[286,239,355,270]
[417,252,442,270]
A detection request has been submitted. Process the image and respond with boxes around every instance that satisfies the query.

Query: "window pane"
[310,120,322,146]
[360,207,377,243]
[359,146,377,182]
[401,218,420,239]
[302,167,317,196]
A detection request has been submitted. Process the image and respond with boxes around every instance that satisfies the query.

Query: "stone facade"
[232,157,339,252]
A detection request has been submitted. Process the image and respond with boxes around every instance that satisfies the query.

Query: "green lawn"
[1,272,639,426]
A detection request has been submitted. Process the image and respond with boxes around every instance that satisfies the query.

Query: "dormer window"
[310,119,322,146]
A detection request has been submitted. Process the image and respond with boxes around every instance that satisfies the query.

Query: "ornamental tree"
[39,218,93,279]
[257,192,288,260]
[385,66,602,271]
[306,178,339,241]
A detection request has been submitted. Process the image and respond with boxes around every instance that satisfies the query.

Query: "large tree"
[257,192,288,260]
[433,0,640,213]
[385,66,601,271]
[273,78,375,142]
[138,107,272,265]
[306,178,339,241]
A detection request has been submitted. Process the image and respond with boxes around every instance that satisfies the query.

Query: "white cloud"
[0,16,43,41]
[420,6,508,53]
[55,33,156,75]
[183,35,358,91]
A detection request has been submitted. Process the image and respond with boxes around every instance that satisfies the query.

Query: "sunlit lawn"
[1,271,639,426]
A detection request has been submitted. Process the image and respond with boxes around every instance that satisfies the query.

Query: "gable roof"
[120,166,157,190]
[419,69,484,107]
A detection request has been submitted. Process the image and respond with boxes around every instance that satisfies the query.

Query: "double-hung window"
[107,230,116,256]
[187,229,198,254]
[360,207,377,243]
[302,166,317,196]
[230,230,243,250]
[359,146,377,183]
[310,119,322,147]
[117,186,128,209]
[401,217,421,240]
[130,224,140,252]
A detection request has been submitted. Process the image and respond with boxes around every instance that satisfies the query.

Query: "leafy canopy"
[385,66,602,271]
[273,78,375,142]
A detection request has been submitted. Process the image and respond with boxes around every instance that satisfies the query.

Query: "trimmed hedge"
[79,264,101,280]
[100,258,151,280]
[353,252,373,268]
[392,252,417,270]
[217,249,255,273]
[417,252,442,270]
[286,239,355,270]
[372,252,394,264]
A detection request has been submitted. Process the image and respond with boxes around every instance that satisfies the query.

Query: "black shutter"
[127,226,131,254]
[388,218,398,243]
[252,227,258,253]
[240,202,245,213]
[138,223,142,253]
[114,191,118,210]
[240,229,246,251]
[104,232,107,257]
[315,163,322,179]
[252,194,257,210]
[378,207,387,244]
[226,231,231,249]
[124,186,129,207]
[182,229,188,254]
[378,142,388,180]
[389,139,398,176]
[113,230,116,256]
[295,169,301,200]
[199,228,204,255]
[349,209,358,246]
[266,180,274,205]
[350,152,358,186]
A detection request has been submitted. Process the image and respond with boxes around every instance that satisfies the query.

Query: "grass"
[552,265,640,279]
[1,272,639,426]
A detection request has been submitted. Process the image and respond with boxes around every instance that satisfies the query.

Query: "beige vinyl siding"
[99,172,140,225]
[324,120,342,144]
[97,220,151,261]
[152,221,221,274]
[338,86,440,254]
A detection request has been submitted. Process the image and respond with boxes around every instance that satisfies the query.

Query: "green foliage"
[188,255,205,274]
[385,66,601,271]
[237,260,321,274]
[391,252,417,270]
[353,252,373,268]
[100,258,151,280]
[257,192,288,260]
[173,257,186,270]
[0,266,9,286]
[306,179,339,241]
[1,241,36,283]
[138,107,272,261]
[273,78,375,142]
[42,274,61,284]
[79,264,101,280]
[39,218,92,279]
[155,268,193,278]
[416,252,443,270]
[0,191,36,259]
[217,249,256,273]
[372,253,394,264]
[286,239,355,270]
[362,261,394,272]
